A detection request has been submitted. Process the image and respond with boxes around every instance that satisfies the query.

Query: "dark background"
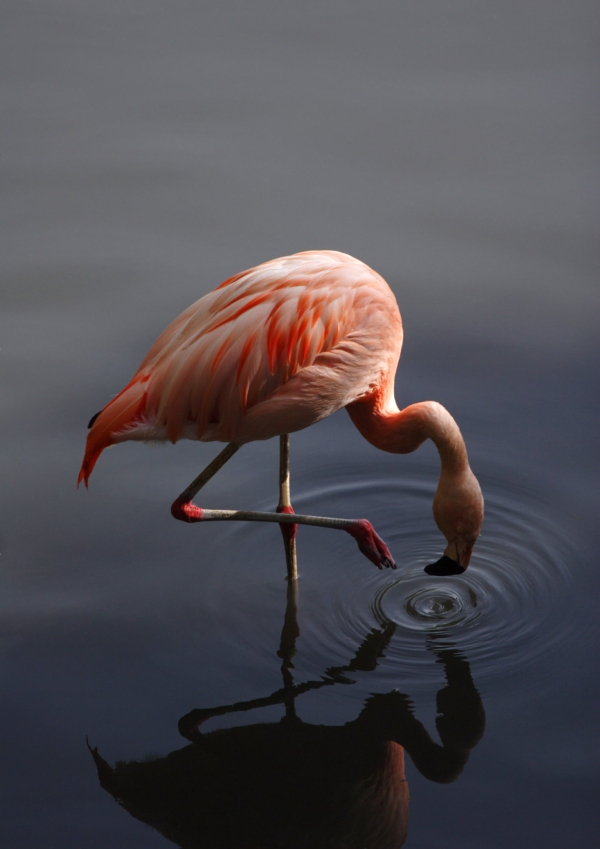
[1,2,598,846]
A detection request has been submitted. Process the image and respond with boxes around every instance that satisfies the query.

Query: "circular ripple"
[397,581,478,630]
[208,461,586,699]
[286,472,580,687]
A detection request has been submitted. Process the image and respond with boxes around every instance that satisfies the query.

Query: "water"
[1,2,599,846]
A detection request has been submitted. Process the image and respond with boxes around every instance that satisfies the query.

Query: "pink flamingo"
[79,251,483,578]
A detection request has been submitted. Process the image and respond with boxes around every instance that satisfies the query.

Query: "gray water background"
[1,2,599,846]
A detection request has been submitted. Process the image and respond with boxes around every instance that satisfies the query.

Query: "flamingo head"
[426,467,484,575]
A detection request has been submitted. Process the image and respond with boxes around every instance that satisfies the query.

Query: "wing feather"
[79,251,402,481]
[140,251,401,443]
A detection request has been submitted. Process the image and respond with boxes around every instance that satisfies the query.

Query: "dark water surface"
[2,2,599,846]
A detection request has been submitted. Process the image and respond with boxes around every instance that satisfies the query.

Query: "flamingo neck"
[346,391,469,477]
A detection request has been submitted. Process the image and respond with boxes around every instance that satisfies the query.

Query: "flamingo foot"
[276,504,298,542]
[346,520,396,570]
[171,496,204,523]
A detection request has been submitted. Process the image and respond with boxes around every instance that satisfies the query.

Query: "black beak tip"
[87,411,102,429]
[424,555,465,576]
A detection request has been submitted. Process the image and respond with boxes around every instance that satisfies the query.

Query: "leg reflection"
[89,567,485,848]
[277,572,299,721]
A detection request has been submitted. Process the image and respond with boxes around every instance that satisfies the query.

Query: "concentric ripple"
[205,457,587,701]
[283,470,581,687]
[397,581,478,630]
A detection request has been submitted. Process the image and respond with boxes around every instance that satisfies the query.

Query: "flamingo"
[79,251,483,577]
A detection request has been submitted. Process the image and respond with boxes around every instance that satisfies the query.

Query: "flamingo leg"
[172,441,240,505]
[277,434,298,582]
[170,442,395,571]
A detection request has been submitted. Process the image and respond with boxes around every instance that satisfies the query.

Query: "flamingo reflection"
[89,580,485,847]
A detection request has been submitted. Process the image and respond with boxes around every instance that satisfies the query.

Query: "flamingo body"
[80,250,483,572]
[79,251,402,484]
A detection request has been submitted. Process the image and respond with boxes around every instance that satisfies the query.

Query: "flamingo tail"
[78,376,149,487]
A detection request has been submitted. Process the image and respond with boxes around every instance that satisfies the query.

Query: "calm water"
[1,2,599,846]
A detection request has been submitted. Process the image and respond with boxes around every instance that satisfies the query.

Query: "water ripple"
[287,474,579,686]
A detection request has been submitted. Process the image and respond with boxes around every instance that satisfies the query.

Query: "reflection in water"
[311,477,577,688]
[89,577,485,847]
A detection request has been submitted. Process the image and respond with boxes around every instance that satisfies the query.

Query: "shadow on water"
[88,570,485,848]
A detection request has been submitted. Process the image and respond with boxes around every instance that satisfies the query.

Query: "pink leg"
[345,520,395,570]
[171,495,204,522]
[169,441,395,571]
[172,498,395,570]
[277,504,298,544]
[277,435,298,581]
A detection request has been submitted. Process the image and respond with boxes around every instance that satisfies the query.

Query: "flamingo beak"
[424,555,465,576]
[424,537,475,576]
[454,537,476,570]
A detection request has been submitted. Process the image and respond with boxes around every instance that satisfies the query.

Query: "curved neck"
[346,392,469,477]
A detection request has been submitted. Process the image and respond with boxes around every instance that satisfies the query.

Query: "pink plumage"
[79,249,484,574]
[79,251,402,485]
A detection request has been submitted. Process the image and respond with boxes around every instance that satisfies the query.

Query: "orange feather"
[79,251,402,477]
